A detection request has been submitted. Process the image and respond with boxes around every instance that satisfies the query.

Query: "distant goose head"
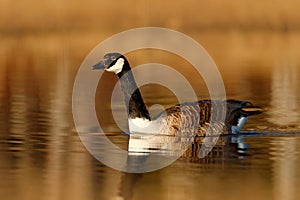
[91,52,130,76]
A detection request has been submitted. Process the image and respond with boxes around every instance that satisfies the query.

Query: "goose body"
[92,53,262,137]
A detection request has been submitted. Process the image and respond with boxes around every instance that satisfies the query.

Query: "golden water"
[0,30,300,200]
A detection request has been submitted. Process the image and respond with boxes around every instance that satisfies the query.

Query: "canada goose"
[91,52,262,136]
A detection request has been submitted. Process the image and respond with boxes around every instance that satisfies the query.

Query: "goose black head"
[91,52,130,74]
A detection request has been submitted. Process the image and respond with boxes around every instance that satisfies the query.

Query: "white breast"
[128,118,165,134]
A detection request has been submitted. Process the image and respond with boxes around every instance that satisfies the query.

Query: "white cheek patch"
[105,58,124,74]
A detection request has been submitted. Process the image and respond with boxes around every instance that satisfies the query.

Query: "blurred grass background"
[1,0,300,34]
[1,0,300,71]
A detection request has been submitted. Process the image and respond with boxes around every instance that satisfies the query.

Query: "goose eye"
[111,56,116,60]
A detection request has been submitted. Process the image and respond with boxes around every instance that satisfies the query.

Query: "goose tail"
[240,106,263,116]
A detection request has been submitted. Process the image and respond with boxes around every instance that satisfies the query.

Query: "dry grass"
[1,0,300,33]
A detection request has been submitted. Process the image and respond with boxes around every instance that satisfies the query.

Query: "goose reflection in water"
[119,134,249,200]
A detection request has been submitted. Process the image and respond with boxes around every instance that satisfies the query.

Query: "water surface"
[0,31,300,200]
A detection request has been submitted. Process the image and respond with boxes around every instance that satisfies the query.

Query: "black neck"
[117,64,151,120]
